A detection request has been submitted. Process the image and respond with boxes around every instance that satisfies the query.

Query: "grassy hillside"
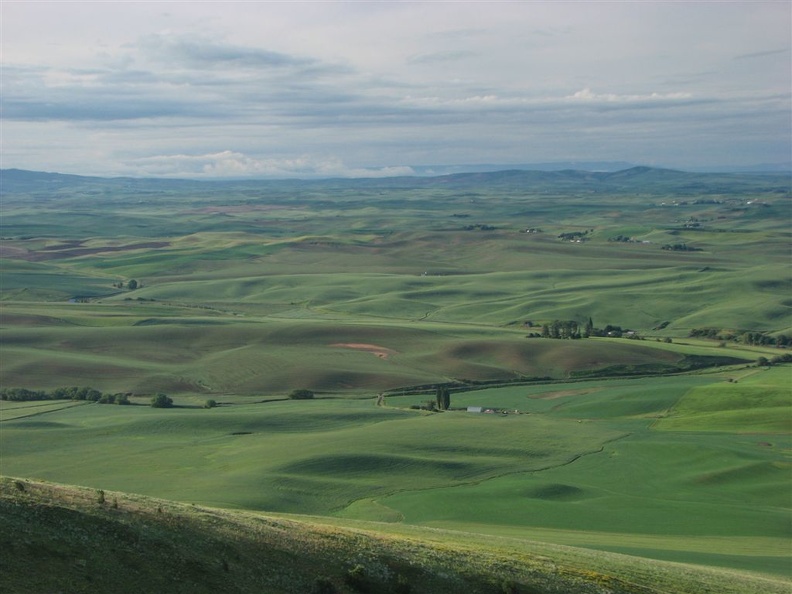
[0,168,789,591]
[2,370,788,578]
[1,477,789,594]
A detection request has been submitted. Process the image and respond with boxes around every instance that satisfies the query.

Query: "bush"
[311,578,337,594]
[204,399,218,409]
[344,565,370,593]
[289,389,314,400]
[151,393,173,408]
[392,575,412,594]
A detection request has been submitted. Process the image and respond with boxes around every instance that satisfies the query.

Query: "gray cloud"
[137,34,314,69]
[407,50,477,65]
[1,2,789,176]
[734,48,789,60]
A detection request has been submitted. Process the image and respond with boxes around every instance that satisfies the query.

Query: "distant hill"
[409,161,639,175]
[2,166,790,196]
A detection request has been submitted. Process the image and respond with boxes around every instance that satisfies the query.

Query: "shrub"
[98,393,116,404]
[344,565,370,593]
[204,399,218,409]
[311,578,337,594]
[392,575,412,594]
[289,389,314,400]
[151,393,173,408]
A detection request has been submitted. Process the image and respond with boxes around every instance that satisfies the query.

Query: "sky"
[2,1,790,178]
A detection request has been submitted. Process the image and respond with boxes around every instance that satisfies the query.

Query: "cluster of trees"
[435,386,451,411]
[608,234,635,243]
[661,243,701,251]
[112,279,140,290]
[690,328,792,347]
[558,230,590,241]
[526,318,636,340]
[407,386,452,412]
[757,354,792,366]
[0,386,129,404]
[531,319,586,339]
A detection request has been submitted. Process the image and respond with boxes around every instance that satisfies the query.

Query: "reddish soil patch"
[330,343,397,360]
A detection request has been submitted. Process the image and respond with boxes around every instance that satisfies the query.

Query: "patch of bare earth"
[330,343,398,360]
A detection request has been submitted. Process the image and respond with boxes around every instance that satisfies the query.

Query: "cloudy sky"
[2,1,790,178]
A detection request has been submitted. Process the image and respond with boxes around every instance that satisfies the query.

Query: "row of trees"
[690,327,792,347]
[526,318,636,340]
[0,386,129,404]
[435,386,451,411]
[0,386,182,408]
[2,386,322,407]
[757,354,792,366]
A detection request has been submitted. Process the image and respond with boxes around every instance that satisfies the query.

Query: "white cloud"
[127,151,415,179]
[566,88,694,103]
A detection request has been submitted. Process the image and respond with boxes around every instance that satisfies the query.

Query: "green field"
[1,168,790,592]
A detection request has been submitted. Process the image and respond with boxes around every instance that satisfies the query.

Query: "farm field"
[1,167,790,592]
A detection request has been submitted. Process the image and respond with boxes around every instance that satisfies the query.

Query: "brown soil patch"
[0,245,33,260]
[330,343,397,360]
[530,388,602,400]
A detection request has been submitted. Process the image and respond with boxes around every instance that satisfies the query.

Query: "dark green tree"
[151,393,173,408]
[435,386,451,410]
[127,279,138,290]
[584,317,594,338]
[289,389,314,400]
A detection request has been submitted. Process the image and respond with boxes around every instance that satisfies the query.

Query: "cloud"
[136,33,351,77]
[734,48,789,60]
[407,50,477,65]
[1,2,789,175]
[127,151,415,178]
[565,88,694,103]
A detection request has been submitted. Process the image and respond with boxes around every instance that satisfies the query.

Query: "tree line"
[0,386,185,408]
[0,386,130,404]
[689,327,791,347]
[526,318,638,340]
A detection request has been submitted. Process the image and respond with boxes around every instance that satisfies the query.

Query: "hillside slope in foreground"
[1,477,787,594]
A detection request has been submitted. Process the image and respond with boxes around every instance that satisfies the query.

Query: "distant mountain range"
[409,161,792,175]
[1,166,790,196]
